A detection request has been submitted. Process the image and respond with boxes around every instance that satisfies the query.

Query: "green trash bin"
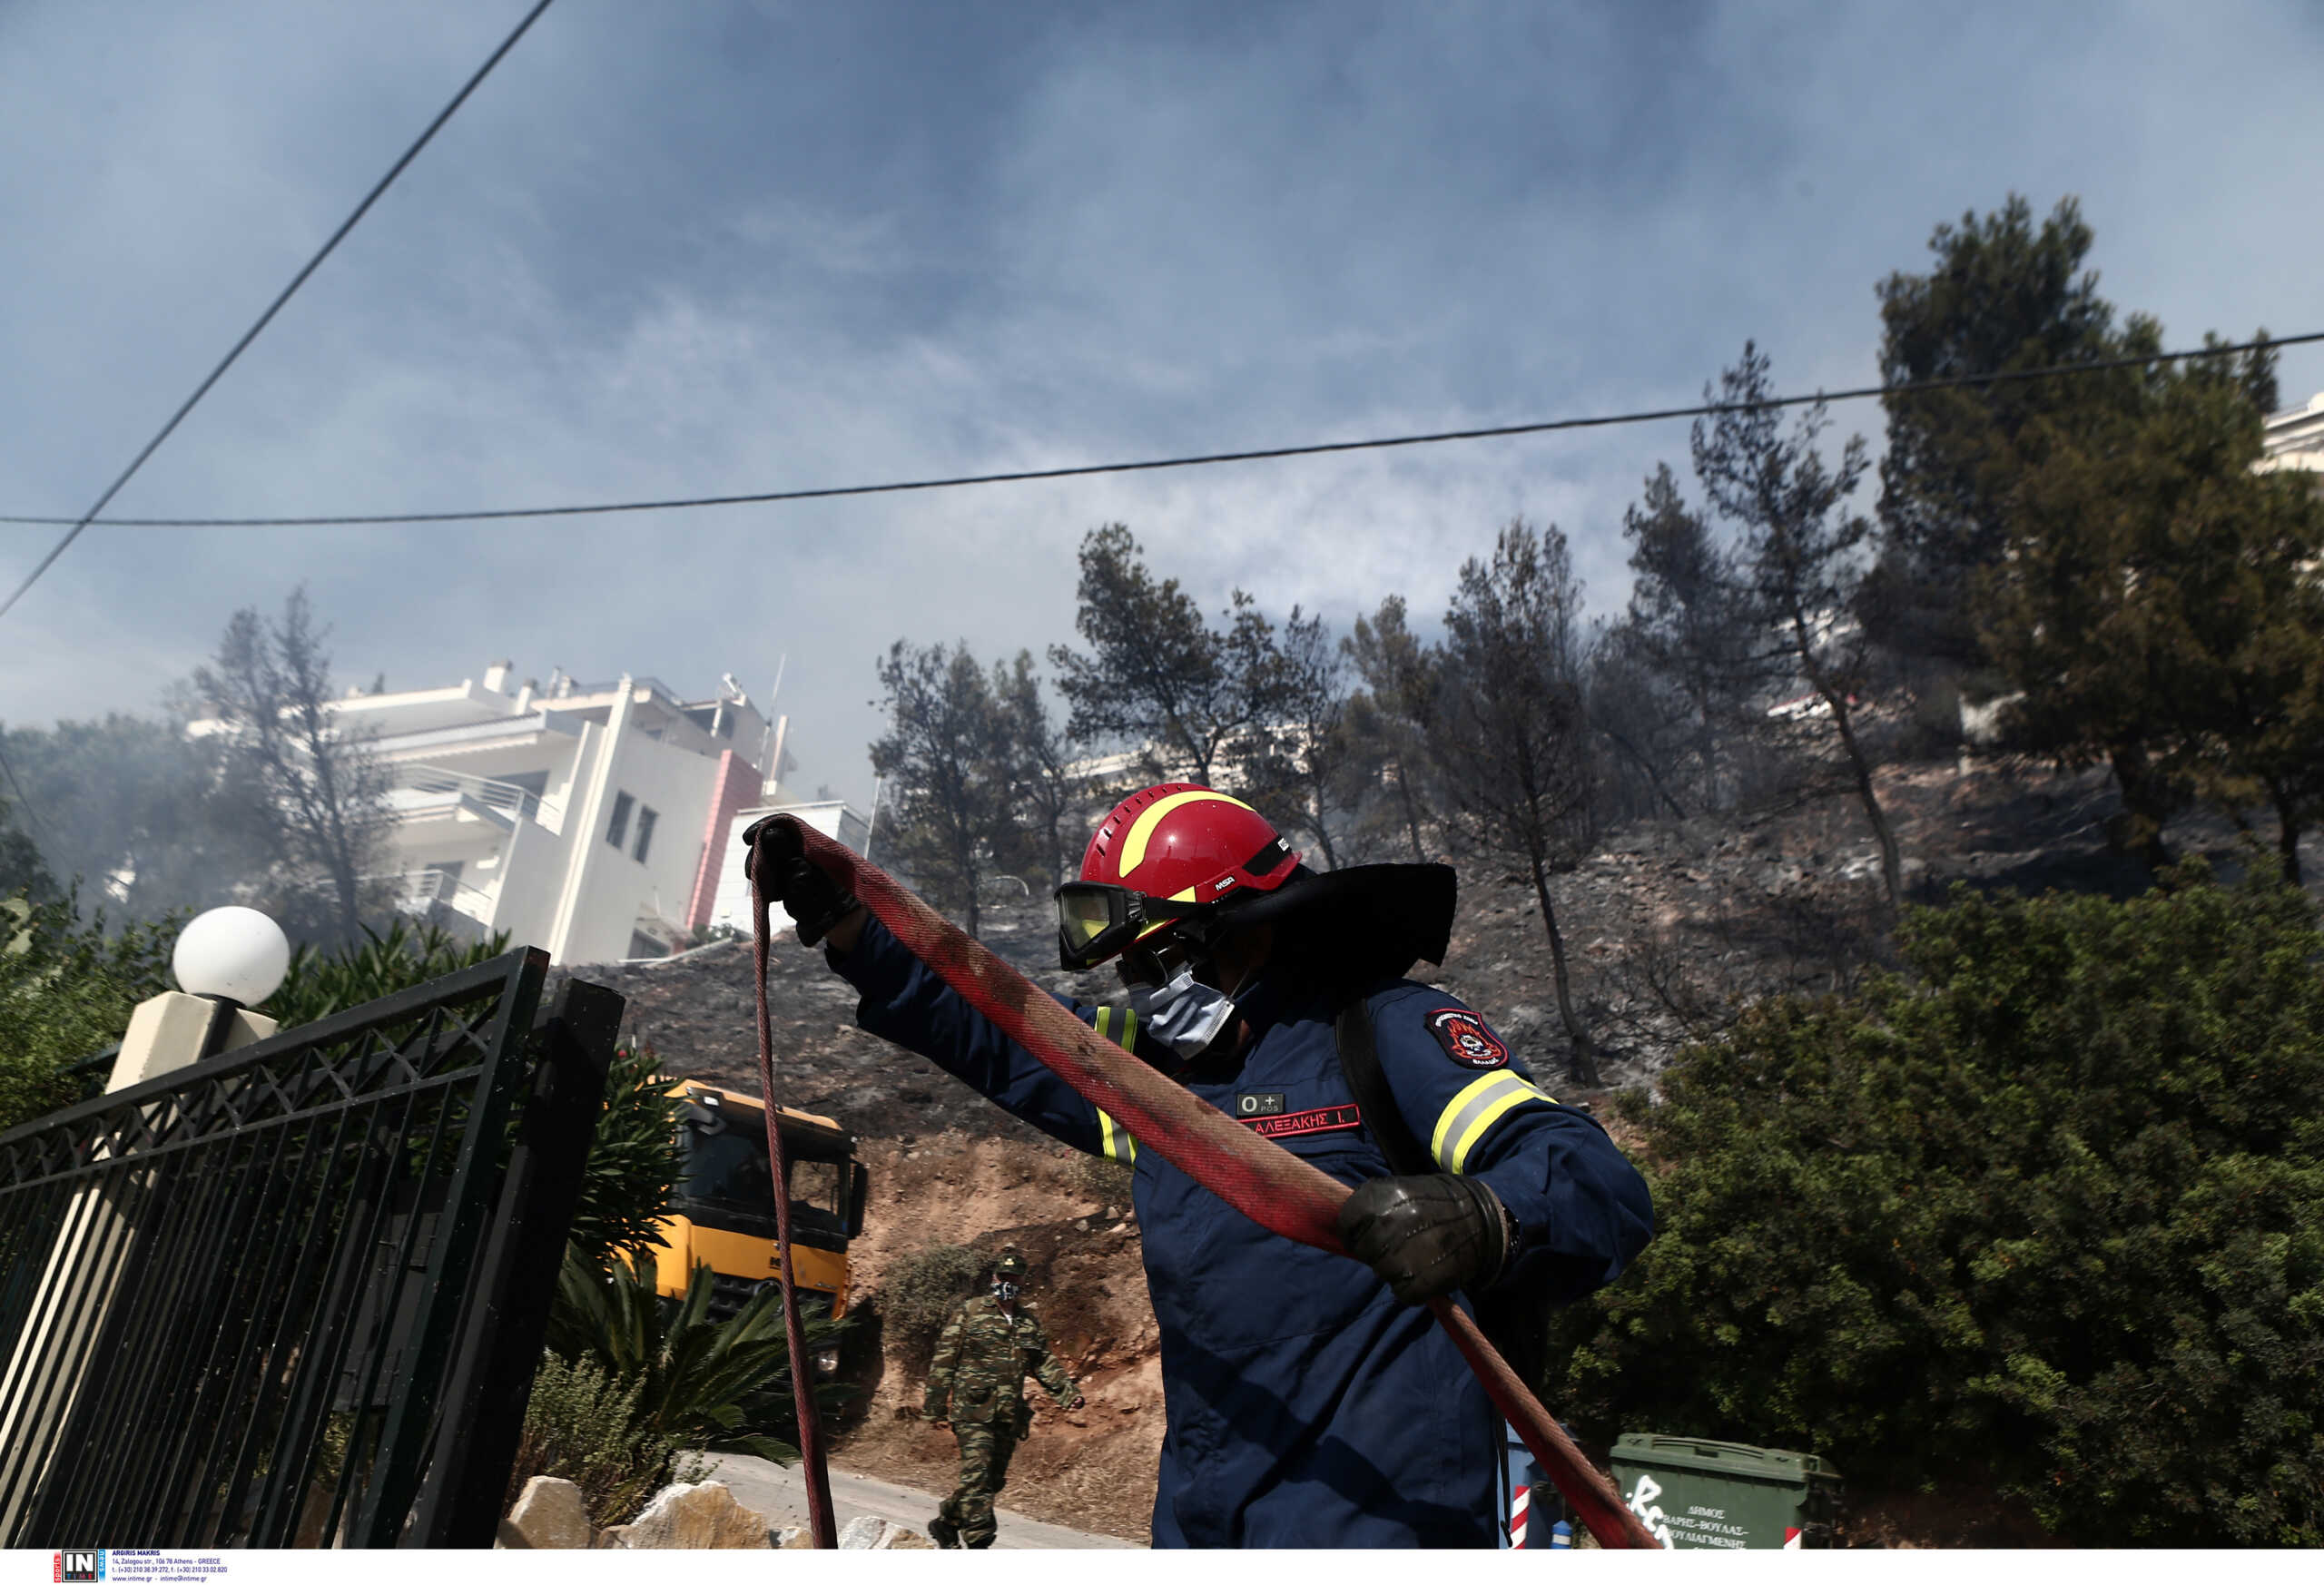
[1610,1434,1843,1550]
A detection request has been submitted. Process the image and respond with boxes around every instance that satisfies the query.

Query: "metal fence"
[0,949,621,1549]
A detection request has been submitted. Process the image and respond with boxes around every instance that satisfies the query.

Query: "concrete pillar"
[113,990,277,1090]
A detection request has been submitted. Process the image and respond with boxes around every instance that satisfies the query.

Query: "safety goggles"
[1054,881,1214,970]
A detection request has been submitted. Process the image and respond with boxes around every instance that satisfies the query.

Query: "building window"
[634,805,659,863]
[606,791,634,849]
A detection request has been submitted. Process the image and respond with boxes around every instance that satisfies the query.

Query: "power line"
[0,735,53,851]
[0,0,557,625]
[0,329,2313,533]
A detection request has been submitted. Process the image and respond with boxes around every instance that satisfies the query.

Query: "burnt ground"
[558,754,2320,1547]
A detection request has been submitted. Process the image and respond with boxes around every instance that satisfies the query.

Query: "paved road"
[695,1452,1145,1550]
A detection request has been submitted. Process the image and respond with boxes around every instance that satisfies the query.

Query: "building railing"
[390,763,547,824]
[364,868,497,920]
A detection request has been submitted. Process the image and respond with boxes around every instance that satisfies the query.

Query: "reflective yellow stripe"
[1097,1109,1137,1164]
[1118,789,1258,879]
[1430,1071,1555,1174]
[1094,1005,1140,1052]
[1089,1013,1139,1161]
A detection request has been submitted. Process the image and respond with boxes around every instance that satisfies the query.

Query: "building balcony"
[384,763,565,834]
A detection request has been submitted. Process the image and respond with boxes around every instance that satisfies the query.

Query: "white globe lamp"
[173,906,291,1008]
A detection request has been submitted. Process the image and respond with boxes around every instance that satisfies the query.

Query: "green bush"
[0,910,513,1137]
[265,917,512,1030]
[565,1041,684,1274]
[0,892,178,1134]
[543,1243,852,1465]
[507,1352,706,1529]
[1544,864,2324,1546]
[881,1243,990,1367]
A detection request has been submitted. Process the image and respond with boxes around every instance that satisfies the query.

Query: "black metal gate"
[0,949,621,1549]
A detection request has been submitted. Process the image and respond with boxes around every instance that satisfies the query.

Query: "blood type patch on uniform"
[1426,1008,1510,1069]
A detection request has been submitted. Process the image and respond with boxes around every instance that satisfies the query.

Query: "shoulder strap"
[1334,993,1433,1178]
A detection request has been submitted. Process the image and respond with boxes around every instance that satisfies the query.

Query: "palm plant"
[544,1244,852,1464]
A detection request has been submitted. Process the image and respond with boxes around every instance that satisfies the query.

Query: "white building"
[277,660,862,965]
[701,799,873,939]
[2260,389,2324,487]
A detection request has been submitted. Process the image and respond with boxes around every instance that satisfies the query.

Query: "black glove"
[739,815,859,948]
[1336,1174,1514,1305]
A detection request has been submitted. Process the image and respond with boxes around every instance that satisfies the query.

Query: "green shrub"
[0,910,512,1137]
[0,892,178,1134]
[507,1351,706,1529]
[881,1243,990,1367]
[265,918,511,1030]
[543,1243,852,1465]
[1544,863,2324,1546]
[565,1041,684,1274]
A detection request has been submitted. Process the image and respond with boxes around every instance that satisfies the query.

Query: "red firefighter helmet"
[1055,784,1300,969]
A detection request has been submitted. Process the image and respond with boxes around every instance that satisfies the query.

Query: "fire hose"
[749,817,1659,1551]
[749,850,839,1550]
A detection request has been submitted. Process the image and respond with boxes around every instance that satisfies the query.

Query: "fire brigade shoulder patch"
[1427,1008,1509,1069]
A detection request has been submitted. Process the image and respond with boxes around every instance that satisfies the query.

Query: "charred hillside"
[564,752,2254,1117]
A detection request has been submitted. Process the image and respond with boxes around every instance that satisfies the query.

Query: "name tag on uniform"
[1245,1104,1363,1140]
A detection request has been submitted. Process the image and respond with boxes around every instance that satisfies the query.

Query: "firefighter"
[745,785,1653,1547]
[921,1250,1083,1550]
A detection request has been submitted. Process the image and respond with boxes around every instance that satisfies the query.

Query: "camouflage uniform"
[924,1292,1077,1548]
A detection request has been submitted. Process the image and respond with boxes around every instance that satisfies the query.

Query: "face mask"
[992,1280,1019,1302]
[1125,966,1238,1060]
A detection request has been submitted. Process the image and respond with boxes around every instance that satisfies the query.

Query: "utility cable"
[0,734,53,851]
[0,0,557,624]
[0,329,2312,533]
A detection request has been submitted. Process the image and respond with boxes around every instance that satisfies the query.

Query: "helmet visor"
[1055,881,1206,970]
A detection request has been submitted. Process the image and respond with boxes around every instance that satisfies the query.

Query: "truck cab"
[650,1080,870,1335]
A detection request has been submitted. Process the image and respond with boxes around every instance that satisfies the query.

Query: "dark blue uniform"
[834,915,1653,1548]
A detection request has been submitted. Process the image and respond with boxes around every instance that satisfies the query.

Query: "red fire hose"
[750,859,839,1549]
[752,819,1659,1551]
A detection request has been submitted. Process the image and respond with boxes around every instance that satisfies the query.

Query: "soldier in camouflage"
[922,1251,1083,1549]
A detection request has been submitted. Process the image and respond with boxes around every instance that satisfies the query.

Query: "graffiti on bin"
[1623,1475,1765,1550]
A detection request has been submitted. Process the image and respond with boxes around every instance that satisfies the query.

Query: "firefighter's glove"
[741,815,859,948]
[1336,1174,1513,1305]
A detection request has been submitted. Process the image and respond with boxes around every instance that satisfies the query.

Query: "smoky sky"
[5,0,2319,810]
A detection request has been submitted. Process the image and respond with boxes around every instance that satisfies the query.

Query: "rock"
[621,1481,777,1548]
[775,1526,812,1549]
[832,1514,938,1549]
[838,1514,890,1549]
[504,1476,591,1549]
[596,1527,634,1549]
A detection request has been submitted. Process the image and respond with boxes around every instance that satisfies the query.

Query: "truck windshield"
[677,1110,850,1236]
[680,1126,775,1206]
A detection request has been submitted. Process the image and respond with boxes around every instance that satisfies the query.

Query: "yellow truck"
[651,1080,869,1363]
